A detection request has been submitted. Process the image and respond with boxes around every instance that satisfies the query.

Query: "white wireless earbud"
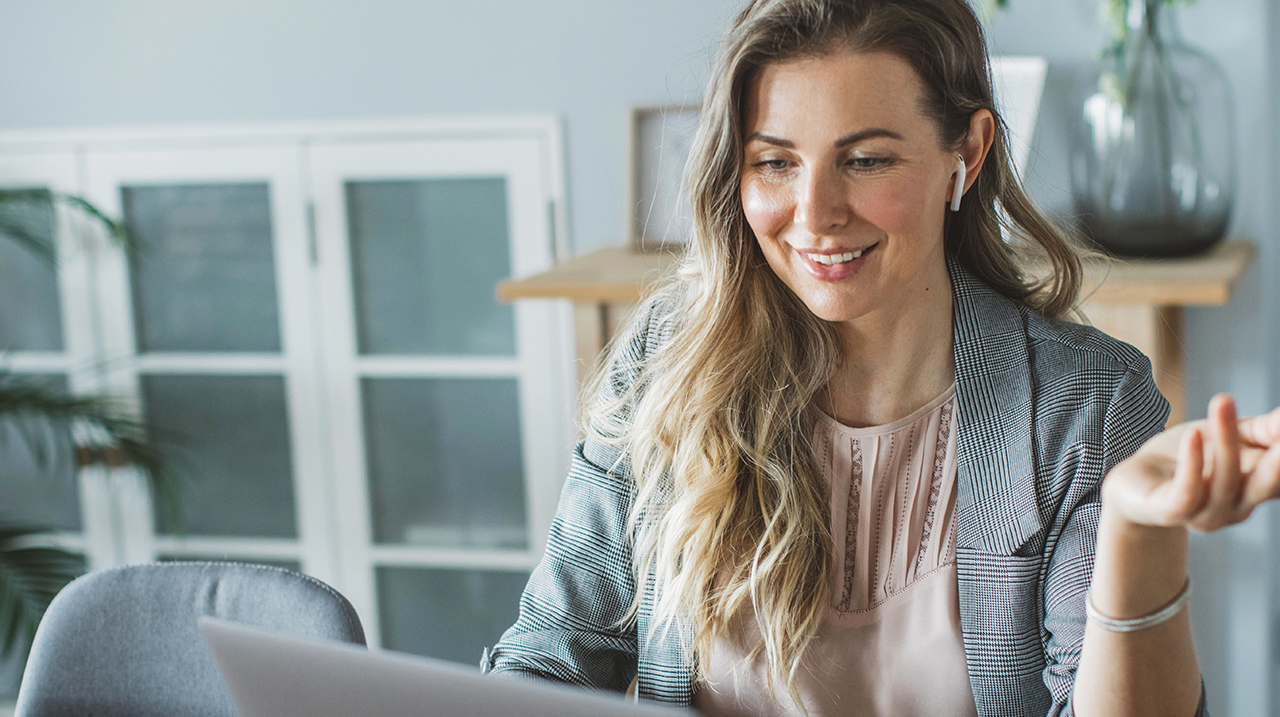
[950,154,967,212]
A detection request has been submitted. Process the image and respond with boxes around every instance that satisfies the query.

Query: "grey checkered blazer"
[485,261,1207,716]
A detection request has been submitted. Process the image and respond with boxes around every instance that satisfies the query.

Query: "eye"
[754,158,792,171]
[847,156,889,171]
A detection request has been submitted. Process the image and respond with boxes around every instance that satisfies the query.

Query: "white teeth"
[806,248,867,265]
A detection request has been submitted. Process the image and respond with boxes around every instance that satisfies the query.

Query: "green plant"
[0,525,83,661]
[1097,0,1196,50]
[0,189,175,671]
[0,188,130,264]
[987,0,1196,44]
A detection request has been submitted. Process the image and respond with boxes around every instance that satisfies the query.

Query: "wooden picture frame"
[627,105,700,252]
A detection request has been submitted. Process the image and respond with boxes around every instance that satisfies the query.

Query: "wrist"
[1099,465,1194,534]
[1098,497,1187,545]
[1093,498,1189,620]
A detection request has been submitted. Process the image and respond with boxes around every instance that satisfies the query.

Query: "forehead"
[744,50,932,139]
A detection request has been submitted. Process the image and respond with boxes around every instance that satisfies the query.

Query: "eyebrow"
[745,128,906,148]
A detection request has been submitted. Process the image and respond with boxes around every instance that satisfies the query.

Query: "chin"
[795,294,868,324]
[767,264,873,324]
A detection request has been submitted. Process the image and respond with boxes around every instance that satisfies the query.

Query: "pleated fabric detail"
[817,384,958,619]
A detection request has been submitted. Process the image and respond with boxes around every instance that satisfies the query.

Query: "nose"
[793,167,849,237]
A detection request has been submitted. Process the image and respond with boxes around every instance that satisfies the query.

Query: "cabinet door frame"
[308,131,573,645]
[0,116,575,654]
[79,142,331,575]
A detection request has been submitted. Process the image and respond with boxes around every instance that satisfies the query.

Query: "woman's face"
[740,50,960,325]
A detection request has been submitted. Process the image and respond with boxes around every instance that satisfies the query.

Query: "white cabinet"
[0,118,574,667]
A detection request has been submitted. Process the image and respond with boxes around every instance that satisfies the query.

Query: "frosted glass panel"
[0,193,63,351]
[123,183,281,353]
[142,374,296,537]
[0,374,80,530]
[377,567,528,665]
[363,377,526,548]
[346,178,515,356]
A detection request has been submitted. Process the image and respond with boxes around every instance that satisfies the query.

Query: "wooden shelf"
[1075,239,1253,305]
[497,245,678,303]
[500,239,1254,426]
[499,239,1253,307]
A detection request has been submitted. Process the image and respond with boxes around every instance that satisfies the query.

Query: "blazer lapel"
[948,260,1044,556]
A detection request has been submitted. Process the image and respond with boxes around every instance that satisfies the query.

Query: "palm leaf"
[0,190,57,266]
[57,194,132,245]
[0,373,183,531]
[0,524,82,660]
[0,188,138,265]
[0,219,56,266]
[0,179,175,676]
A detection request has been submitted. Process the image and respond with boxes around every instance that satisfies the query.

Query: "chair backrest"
[14,561,365,717]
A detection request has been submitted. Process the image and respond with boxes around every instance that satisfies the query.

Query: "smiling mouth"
[804,243,878,265]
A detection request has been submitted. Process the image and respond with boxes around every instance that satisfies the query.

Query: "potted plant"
[0,188,175,688]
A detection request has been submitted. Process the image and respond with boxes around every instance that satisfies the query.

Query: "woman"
[484,0,1280,715]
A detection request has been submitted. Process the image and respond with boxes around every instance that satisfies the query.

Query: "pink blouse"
[693,385,977,717]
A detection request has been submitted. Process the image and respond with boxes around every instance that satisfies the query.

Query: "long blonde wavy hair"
[585,0,1083,703]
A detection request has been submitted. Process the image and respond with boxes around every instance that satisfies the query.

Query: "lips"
[805,244,874,265]
[796,242,878,281]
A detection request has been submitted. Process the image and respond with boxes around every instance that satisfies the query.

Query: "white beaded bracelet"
[1086,579,1192,633]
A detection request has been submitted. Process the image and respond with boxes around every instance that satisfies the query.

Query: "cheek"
[740,181,791,242]
[853,181,923,236]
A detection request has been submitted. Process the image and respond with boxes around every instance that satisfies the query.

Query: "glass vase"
[1071,0,1235,257]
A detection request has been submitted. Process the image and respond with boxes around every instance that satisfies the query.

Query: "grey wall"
[0,0,735,254]
[2,0,1276,714]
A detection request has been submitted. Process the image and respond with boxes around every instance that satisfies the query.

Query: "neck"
[822,259,955,427]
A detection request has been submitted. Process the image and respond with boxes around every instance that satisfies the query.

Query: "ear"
[958,109,996,196]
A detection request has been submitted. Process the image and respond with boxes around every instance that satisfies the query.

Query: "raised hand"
[1103,394,1280,532]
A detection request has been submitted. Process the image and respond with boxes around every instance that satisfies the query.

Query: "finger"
[1203,394,1244,528]
[1239,445,1267,476]
[1167,426,1209,522]
[1239,405,1280,447]
[1239,443,1280,519]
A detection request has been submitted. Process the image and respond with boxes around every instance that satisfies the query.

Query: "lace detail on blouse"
[819,385,959,614]
[836,439,863,613]
[916,397,955,576]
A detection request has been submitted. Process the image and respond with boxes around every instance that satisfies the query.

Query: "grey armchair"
[13,561,365,717]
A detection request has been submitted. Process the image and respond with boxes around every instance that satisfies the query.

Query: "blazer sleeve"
[482,299,672,692]
[481,438,640,692]
[1040,363,1207,716]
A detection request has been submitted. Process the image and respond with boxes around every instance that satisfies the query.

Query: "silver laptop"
[200,617,689,717]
